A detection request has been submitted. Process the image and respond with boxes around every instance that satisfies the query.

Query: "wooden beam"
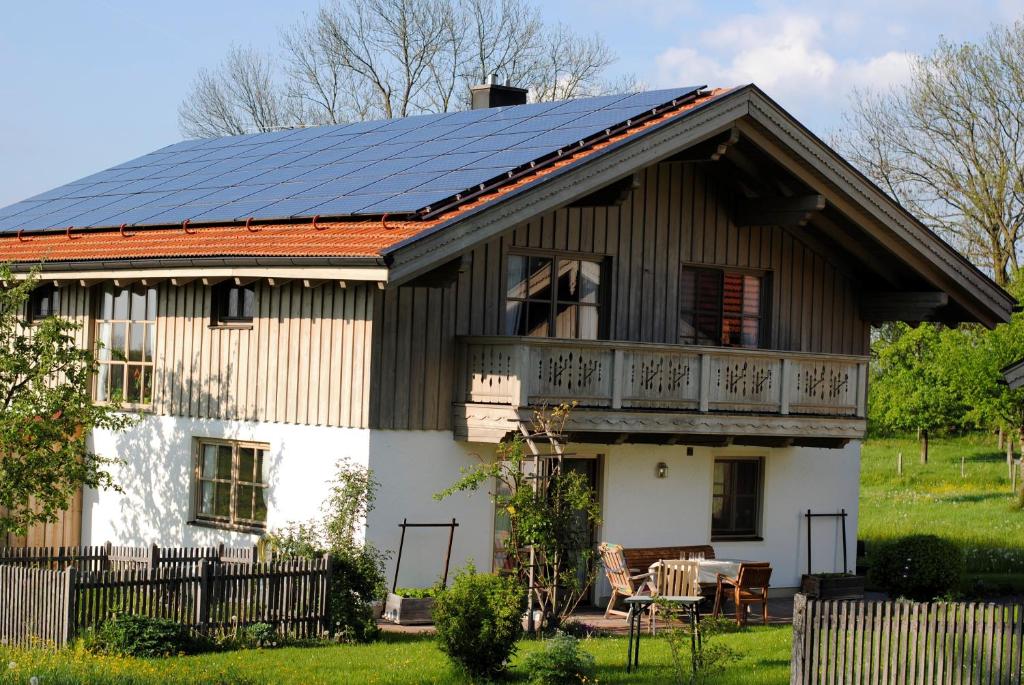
[302,279,327,289]
[710,127,740,161]
[112,278,138,287]
[807,212,904,287]
[568,173,639,207]
[233,276,259,286]
[860,292,950,322]
[266,278,292,288]
[170,277,197,287]
[139,278,166,287]
[735,195,826,226]
[201,276,229,286]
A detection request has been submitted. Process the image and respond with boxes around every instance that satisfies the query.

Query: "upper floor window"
[211,281,255,326]
[679,266,766,348]
[505,253,602,339]
[193,438,269,531]
[712,458,763,539]
[94,284,157,407]
[27,284,60,324]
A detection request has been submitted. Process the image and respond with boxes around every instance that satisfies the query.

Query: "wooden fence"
[791,594,1024,684]
[0,556,331,648]
[0,543,259,572]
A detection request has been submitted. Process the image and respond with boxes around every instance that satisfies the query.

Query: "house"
[0,82,1013,598]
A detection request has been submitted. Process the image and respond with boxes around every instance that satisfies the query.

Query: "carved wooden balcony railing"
[454,336,868,444]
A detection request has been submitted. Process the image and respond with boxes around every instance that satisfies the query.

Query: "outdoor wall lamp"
[656,462,667,479]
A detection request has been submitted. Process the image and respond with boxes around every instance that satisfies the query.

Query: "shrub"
[522,632,596,685]
[85,614,206,657]
[869,534,964,600]
[433,563,526,679]
[240,622,277,648]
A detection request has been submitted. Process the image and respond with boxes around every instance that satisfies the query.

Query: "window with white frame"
[193,438,269,530]
[94,284,157,407]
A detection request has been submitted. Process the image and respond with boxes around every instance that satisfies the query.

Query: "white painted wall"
[85,416,859,599]
[597,440,861,596]
[365,431,496,590]
[84,415,371,548]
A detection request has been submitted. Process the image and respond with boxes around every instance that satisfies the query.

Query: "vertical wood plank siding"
[150,281,374,428]
[371,162,870,431]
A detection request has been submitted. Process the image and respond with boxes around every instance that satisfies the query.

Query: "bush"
[522,632,596,685]
[85,614,207,657]
[433,563,526,679]
[869,534,964,600]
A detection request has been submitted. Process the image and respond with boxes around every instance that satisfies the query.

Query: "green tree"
[868,323,968,462]
[435,404,601,633]
[0,265,134,536]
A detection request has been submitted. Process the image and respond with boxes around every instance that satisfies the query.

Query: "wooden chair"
[598,542,653,619]
[649,559,701,634]
[712,562,772,626]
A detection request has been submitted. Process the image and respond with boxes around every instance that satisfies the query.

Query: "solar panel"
[0,85,705,233]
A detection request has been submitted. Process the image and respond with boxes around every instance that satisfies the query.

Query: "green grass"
[860,433,1024,577]
[0,629,791,684]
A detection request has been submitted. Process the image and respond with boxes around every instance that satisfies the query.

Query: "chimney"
[470,74,528,109]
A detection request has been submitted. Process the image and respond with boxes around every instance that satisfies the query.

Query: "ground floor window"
[193,438,269,531]
[711,458,763,539]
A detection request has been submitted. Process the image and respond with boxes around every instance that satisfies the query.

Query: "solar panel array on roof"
[0,86,704,234]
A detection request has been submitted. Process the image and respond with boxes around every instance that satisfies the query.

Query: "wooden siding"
[0,491,83,549]
[151,281,374,428]
[371,162,871,431]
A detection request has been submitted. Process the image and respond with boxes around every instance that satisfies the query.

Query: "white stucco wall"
[85,416,859,598]
[84,415,371,547]
[597,440,861,595]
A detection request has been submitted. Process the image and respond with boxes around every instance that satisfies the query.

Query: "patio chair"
[649,558,701,634]
[712,562,772,626]
[598,542,653,619]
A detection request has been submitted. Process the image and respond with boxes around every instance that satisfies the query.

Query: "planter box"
[801,574,865,600]
[383,592,435,625]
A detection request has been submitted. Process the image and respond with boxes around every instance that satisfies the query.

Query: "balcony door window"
[505,254,602,339]
[712,458,763,539]
[679,266,765,348]
[94,284,157,407]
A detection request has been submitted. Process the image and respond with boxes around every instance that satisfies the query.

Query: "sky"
[2,0,1024,208]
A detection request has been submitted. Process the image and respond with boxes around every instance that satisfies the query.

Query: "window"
[27,284,60,323]
[505,254,602,339]
[194,439,269,530]
[94,285,157,407]
[211,281,255,326]
[711,459,763,539]
[679,267,766,348]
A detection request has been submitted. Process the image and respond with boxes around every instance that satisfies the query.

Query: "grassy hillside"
[860,434,1024,580]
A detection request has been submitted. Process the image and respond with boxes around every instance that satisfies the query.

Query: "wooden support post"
[897,451,902,476]
[920,428,929,465]
[103,541,112,571]
[148,543,159,569]
[780,359,791,415]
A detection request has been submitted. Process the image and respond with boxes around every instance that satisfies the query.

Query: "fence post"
[323,553,334,636]
[103,541,112,571]
[790,593,807,685]
[148,543,160,569]
[196,559,211,629]
[61,567,77,647]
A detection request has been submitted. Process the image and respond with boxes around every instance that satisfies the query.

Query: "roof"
[0,86,703,234]
[0,87,727,262]
[1003,358,1024,389]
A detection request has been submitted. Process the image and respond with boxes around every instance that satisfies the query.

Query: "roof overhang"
[6,264,389,288]
[383,85,1015,328]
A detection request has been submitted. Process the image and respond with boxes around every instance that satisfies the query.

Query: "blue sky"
[2,0,1023,207]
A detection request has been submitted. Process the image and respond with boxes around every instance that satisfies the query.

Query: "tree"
[0,266,134,536]
[179,0,634,137]
[836,22,1024,285]
[435,404,601,633]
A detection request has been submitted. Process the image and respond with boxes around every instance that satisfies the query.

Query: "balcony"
[453,336,868,446]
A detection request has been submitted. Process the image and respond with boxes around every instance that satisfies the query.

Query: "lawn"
[860,433,1024,580]
[0,628,792,684]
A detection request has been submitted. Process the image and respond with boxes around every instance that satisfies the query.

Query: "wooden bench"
[622,545,716,573]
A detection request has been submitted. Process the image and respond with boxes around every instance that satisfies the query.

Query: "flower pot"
[801,573,865,599]
[383,592,435,625]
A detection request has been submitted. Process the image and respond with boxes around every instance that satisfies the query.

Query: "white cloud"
[654,11,914,129]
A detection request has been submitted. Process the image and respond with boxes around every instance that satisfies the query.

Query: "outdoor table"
[624,594,702,673]
[647,558,755,584]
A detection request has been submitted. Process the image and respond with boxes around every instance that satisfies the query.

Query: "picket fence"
[0,554,331,648]
[791,594,1024,684]
[0,542,259,572]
